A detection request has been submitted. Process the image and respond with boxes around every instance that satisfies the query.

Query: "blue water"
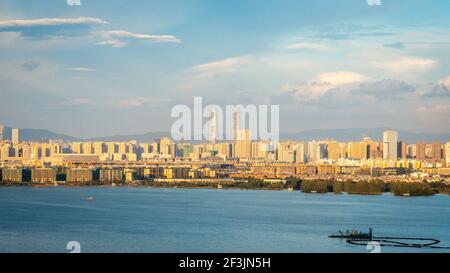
[0,187,449,253]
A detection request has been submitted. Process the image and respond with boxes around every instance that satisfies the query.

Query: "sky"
[0,0,449,138]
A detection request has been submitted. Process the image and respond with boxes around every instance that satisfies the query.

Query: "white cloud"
[97,30,180,48]
[0,17,107,28]
[118,97,170,108]
[95,40,126,48]
[62,98,94,106]
[439,76,450,88]
[370,57,437,73]
[189,56,251,80]
[68,67,96,72]
[282,71,367,101]
[316,71,366,86]
[287,42,332,52]
[416,103,450,114]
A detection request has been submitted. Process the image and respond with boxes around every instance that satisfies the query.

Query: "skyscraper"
[12,128,20,145]
[232,109,240,141]
[383,130,398,160]
[208,109,217,144]
[0,124,4,142]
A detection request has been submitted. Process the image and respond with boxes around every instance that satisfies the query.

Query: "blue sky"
[0,0,449,137]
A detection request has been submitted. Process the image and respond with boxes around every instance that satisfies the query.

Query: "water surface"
[0,187,449,253]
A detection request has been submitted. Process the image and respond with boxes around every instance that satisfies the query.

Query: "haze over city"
[0,0,449,138]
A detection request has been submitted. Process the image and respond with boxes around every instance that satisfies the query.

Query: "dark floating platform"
[330,228,450,249]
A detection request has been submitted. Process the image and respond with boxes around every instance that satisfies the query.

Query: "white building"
[383,130,398,160]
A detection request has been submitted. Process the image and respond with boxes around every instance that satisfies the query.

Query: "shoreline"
[1,183,449,197]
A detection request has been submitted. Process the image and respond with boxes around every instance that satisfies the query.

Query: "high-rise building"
[0,124,4,142]
[383,130,398,160]
[235,129,251,159]
[295,142,307,163]
[416,141,426,161]
[12,128,20,145]
[159,137,176,158]
[326,141,342,161]
[208,109,217,144]
[446,142,450,167]
[397,141,407,160]
[431,141,442,161]
[232,109,240,141]
[347,141,367,160]
[407,144,416,159]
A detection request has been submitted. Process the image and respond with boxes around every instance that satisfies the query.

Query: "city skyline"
[0,0,449,137]
[1,126,448,164]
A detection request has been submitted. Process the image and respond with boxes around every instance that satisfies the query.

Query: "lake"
[0,187,449,253]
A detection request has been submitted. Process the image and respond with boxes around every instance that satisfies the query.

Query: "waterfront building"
[31,168,57,183]
[383,130,398,160]
[49,154,100,164]
[2,168,31,182]
[99,169,123,182]
[164,167,190,179]
[66,169,93,183]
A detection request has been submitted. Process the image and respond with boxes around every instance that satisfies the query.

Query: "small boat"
[85,196,94,201]
[402,193,411,197]
[217,184,224,189]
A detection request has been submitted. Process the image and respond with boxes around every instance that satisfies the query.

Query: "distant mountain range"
[1,126,449,143]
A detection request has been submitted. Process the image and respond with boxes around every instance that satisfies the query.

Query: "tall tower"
[383,130,398,160]
[208,109,217,144]
[232,108,240,141]
[12,128,20,145]
[0,124,4,142]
